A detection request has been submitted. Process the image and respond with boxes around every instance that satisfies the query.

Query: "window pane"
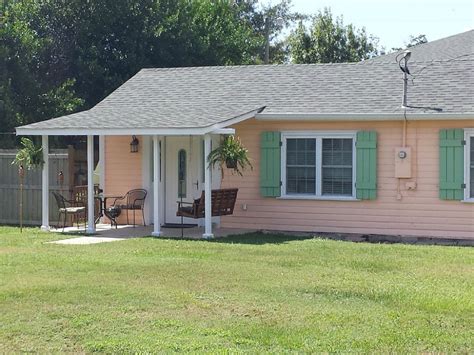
[178,149,186,198]
[471,137,474,198]
[322,138,353,196]
[287,151,297,165]
[286,138,316,194]
[322,167,353,195]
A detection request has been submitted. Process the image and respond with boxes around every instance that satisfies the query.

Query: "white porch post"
[98,135,105,223]
[203,134,213,238]
[41,135,49,230]
[86,135,95,234]
[99,135,105,192]
[152,135,162,237]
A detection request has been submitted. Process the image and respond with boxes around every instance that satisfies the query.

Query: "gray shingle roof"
[368,30,474,64]
[17,31,474,133]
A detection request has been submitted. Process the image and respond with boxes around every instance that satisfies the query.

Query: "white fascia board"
[255,112,474,121]
[210,128,236,135]
[17,125,237,137]
[16,127,211,136]
[208,107,263,130]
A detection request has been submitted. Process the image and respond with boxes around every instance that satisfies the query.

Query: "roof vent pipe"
[397,50,411,108]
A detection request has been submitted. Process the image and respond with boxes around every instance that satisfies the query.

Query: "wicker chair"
[112,189,147,226]
[52,191,86,231]
[176,188,238,219]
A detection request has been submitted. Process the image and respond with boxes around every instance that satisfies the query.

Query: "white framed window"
[281,131,357,200]
[464,129,474,201]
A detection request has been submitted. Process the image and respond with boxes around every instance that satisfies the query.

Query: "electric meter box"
[395,147,412,178]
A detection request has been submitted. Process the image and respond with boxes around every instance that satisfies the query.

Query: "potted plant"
[12,138,44,232]
[208,135,252,176]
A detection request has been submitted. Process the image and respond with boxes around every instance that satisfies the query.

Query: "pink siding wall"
[104,136,144,225]
[221,119,474,239]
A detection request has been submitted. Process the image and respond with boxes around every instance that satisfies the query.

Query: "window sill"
[462,199,474,203]
[278,195,359,201]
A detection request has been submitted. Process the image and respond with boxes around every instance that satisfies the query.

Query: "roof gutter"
[255,112,474,121]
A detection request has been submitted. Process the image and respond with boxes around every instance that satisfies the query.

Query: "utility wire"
[401,53,474,80]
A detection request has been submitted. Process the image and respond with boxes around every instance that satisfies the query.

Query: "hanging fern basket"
[208,135,252,177]
[225,158,238,169]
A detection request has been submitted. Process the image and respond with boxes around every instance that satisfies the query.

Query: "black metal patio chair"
[52,191,86,231]
[111,189,147,227]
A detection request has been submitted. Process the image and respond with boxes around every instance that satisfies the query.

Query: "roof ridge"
[139,61,370,72]
[136,56,473,73]
[403,29,474,52]
[364,30,474,64]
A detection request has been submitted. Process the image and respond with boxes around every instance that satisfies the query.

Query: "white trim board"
[16,126,217,137]
[464,129,474,202]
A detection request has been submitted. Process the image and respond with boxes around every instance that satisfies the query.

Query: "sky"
[265,0,473,50]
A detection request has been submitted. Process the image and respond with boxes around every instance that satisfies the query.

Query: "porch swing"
[176,188,239,219]
[173,134,242,236]
[174,142,238,221]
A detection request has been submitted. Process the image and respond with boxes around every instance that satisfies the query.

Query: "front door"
[165,136,203,224]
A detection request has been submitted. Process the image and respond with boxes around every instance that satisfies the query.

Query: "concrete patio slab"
[49,223,256,244]
[50,236,127,245]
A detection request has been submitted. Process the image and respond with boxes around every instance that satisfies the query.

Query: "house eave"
[16,126,214,136]
[255,112,474,121]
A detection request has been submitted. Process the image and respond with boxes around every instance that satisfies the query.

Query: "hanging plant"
[208,135,252,176]
[12,137,44,169]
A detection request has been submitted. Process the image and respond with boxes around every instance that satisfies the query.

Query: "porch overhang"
[15,108,264,136]
[24,106,260,238]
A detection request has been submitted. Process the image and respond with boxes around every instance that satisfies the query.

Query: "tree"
[1,0,310,146]
[238,0,304,64]
[1,0,84,145]
[391,34,428,52]
[288,8,379,64]
[5,0,374,141]
[407,34,428,47]
[65,0,265,105]
[1,0,281,140]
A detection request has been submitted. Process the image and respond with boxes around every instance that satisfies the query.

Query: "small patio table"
[95,194,123,228]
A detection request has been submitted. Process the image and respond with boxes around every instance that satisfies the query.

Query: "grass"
[0,226,473,353]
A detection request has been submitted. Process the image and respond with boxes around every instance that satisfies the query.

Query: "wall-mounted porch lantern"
[130,136,139,153]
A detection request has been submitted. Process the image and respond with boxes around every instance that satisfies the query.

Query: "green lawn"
[0,227,473,353]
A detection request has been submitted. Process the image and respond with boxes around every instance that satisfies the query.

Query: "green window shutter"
[439,129,465,200]
[356,131,377,200]
[260,131,281,197]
